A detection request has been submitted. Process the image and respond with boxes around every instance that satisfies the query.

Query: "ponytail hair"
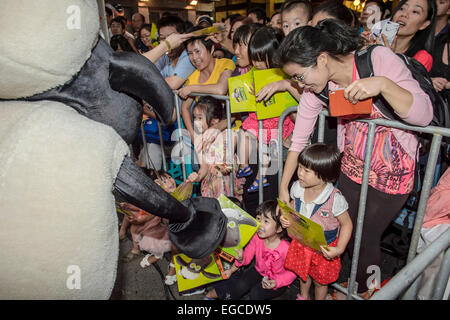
[275,19,363,67]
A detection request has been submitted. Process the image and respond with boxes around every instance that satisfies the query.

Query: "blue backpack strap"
[296,197,322,215]
[295,197,301,212]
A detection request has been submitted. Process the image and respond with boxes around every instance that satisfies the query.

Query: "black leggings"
[230,266,287,300]
[338,174,409,293]
[214,266,287,300]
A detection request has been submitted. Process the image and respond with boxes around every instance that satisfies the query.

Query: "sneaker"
[181,288,206,296]
[164,274,177,286]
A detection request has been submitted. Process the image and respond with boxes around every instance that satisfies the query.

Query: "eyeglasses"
[292,65,313,84]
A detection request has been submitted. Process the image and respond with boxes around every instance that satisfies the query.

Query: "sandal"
[236,165,253,178]
[121,250,141,263]
[247,177,270,193]
[164,262,177,285]
[296,293,310,300]
[140,253,159,268]
[326,291,346,300]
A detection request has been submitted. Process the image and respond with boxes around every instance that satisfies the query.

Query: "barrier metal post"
[277,106,298,188]
[401,134,443,300]
[225,98,234,197]
[174,92,187,181]
[346,122,377,300]
[158,122,167,171]
[140,122,151,169]
[258,120,264,204]
[317,112,326,143]
[407,134,443,264]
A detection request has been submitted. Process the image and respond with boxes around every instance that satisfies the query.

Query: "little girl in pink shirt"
[204,200,296,300]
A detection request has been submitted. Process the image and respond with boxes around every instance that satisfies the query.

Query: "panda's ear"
[108,51,174,125]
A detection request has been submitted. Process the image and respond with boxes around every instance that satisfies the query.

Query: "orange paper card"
[328,89,372,117]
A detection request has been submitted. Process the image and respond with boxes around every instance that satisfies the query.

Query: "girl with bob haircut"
[281,143,352,300]
[276,19,433,297]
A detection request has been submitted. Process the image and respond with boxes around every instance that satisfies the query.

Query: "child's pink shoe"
[296,294,310,300]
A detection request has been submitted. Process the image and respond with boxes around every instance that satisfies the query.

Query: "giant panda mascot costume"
[0,0,226,299]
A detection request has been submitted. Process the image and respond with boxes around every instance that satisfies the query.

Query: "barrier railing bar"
[330,283,364,300]
[358,118,450,137]
[370,228,450,300]
[432,247,450,300]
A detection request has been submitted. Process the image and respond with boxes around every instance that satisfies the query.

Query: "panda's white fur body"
[0,0,128,299]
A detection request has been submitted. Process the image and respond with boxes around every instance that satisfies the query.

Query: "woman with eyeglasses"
[277,19,433,298]
[138,24,156,53]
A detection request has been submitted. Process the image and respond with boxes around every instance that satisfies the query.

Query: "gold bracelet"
[164,40,171,54]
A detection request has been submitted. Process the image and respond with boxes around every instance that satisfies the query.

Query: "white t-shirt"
[290,181,348,219]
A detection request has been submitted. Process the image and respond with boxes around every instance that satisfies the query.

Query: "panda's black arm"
[109,51,174,126]
[113,156,227,259]
[113,156,188,223]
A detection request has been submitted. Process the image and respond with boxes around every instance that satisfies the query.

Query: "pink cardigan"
[423,168,450,229]
[289,46,433,159]
[234,235,297,290]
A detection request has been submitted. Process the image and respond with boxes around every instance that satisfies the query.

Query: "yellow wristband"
[164,40,171,53]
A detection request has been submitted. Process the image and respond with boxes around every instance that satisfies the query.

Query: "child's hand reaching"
[234,248,244,263]
[280,215,291,229]
[223,269,234,279]
[261,276,276,290]
[120,202,149,224]
[255,80,289,102]
[320,245,342,260]
[188,172,198,183]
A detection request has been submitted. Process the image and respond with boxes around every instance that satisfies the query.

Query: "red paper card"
[328,89,372,117]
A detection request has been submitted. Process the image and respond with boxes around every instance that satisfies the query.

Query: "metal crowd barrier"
[277,107,450,300]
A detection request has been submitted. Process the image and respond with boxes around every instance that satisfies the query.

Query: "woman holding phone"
[377,0,437,71]
[276,19,433,298]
